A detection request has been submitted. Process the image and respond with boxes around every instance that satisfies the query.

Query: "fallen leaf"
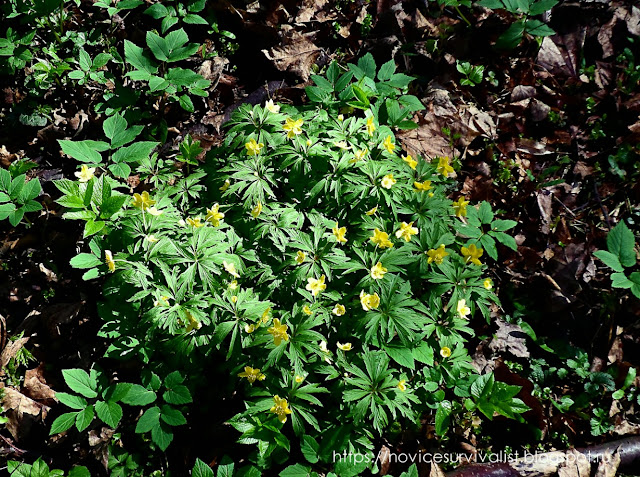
[262,30,324,81]
[489,319,530,358]
[429,462,446,477]
[594,449,621,477]
[1,387,49,441]
[0,336,30,372]
[24,365,57,402]
[557,449,591,477]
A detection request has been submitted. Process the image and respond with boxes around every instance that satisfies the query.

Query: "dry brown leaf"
[429,462,446,477]
[89,427,116,470]
[378,445,391,475]
[0,336,30,372]
[538,37,574,77]
[295,0,335,24]
[489,319,530,358]
[198,57,229,91]
[262,31,323,81]
[594,449,621,477]
[1,387,49,441]
[24,365,57,402]
[511,85,536,102]
[557,449,591,477]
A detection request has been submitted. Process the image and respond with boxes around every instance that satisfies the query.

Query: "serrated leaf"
[151,421,173,451]
[163,384,192,404]
[62,369,98,398]
[124,39,158,79]
[136,406,161,433]
[50,412,78,435]
[55,392,87,410]
[95,400,123,428]
[59,140,105,163]
[70,253,102,269]
[192,458,214,477]
[593,250,624,273]
[75,405,95,431]
[607,222,636,267]
[160,405,187,426]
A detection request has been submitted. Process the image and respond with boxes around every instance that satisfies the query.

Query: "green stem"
[454,5,472,27]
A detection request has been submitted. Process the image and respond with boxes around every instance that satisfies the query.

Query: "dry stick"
[593,181,612,230]
[444,437,640,477]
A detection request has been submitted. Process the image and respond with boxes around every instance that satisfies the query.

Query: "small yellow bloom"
[457,299,471,319]
[397,380,407,392]
[75,165,95,183]
[295,374,305,383]
[395,222,419,242]
[238,366,266,383]
[154,295,170,307]
[147,207,163,216]
[365,206,378,216]
[381,174,396,190]
[426,244,448,265]
[335,141,349,150]
[350,148,368,164]
[366,116,376,136]
[267,318,289,346]
[231,296,238,304]
[359,290,380,311]
[223,260,240,278]
[105,250,116,272]
[270,395,292,423]
[483,279,493,290]
[382,135,395,153]
[338,114,344,122]
[436,156,454,177]
[461,243,483,266]
[228,280,238,290]
[370,262,387,280]
[205,204,225,226]
[332,223,348,244]
[440,346,452,358]
[453,196,469,217]
[184,310,202,333]
[370,228,394,249]
[265,99,280,113]
[302,305,313,315]
[283,117,304,138]
[132,191,156,210]
[245,137,264,156]
[186,217,205,228]
[295,251,306,264]
[220,179,231,192]
[245,323,256,333]
[414,180,432,192]
[146,235,159,243]
[306,275,327,297]
[251,202,262,218]
[332,304,346,316]
[337,342,352,351]
[319,341,329,353]
[261,307,271,324]
[402,154,417,170]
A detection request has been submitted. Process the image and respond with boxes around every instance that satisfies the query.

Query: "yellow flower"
[332,223,348,244]
[147,207,163,216]
[132,191,156,210]
[370,228,394,249]
[461,243,483,266]
[365,206,378,216]
[251,202,262,218]
[229,280,238,290]
[295,251,306,264]
[359,290,380,311]
[332,304,346,316]
[414,180,432,192]
[319,341,329,353]
[366,116,376,136]
[220,179,231,192]
[381,174,396,189]
[483,279,493,290]
[238,366,266,383]
[154,295,170,307]
[295,374,305,383]
[245,137,264,156]
[382,135,395,153]
[457,299,471,318]
[338,114,344,122]
[436,156,454,177]
[402,154,417,170]
[440,346,452,358]
[261,307,271,323]
[245,323,256,333]
[75,165,95,183]
[370,262,387,280]
[350,148,368,164]
[283,117,304,138]
[186,217,205,228]
[395,222,418,242]
[397,380,407,392]
[265,99,280,113]
[223,260,240,278]
[184,310,202,333]
[335,141,349,150]
[452,196,469,217]
[302,305,313,315]
[105,250,116,272]
[205,204,225,226]
[337,342,352,351]
[306,275,327,297]
[270,395,292,423]
[426,244,449,265]
[146,235,159,243]
[231,296,238,304]
[267,318,289,346]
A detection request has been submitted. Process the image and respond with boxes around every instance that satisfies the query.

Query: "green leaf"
[630,272,640,299]
[611,272,633,289]
[68,466,91,477]
[163,384,192,405]
[83,219,105,238]
[301,435,320,463]
[103,113,127,141]
[112,141,158,164]
[121,384,157,406]
[478,201,494,224]
[109,163,131,178]
[412,341,434,365]
[103,383,133,403]
[215,456,235,477]
[160,405,187,426]
[0,202,16,220]
[151,421,174,451]
[8,207,25,226]
[491,219,517,231]
[385,345,415,369]
[136,406,161,433]
[593,250,624,273]
[59,140,106,163]
[192,458,214,477]
[471,373,495,400]
[435,401,452,435]
[95,400,123,428]
[279,464,312,477]
[179,95,195,112]
[124,40,158,79]
[75,405,95,431]
[62,369,98,398]
[377,59,396,81]
[496,21,526,49]
[18,178,41,202]
[50,412,78,434]
[100,195,128,219]
[56,392,87,410]
[524,19,555,37]
[493,231,518,251]
[70,253,102,269]
[607,222,636,267]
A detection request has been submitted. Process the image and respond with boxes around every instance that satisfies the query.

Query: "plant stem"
[455,5,472,27]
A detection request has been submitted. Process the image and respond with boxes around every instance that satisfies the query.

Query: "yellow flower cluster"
[283,117,303,138]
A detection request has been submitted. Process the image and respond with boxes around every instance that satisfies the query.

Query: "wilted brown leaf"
[262,30,324,81]
[1,387,49,441]
[489,319,530,358]
[0,335,30,372]
[24,365,57,402]
[593,449,621,477]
